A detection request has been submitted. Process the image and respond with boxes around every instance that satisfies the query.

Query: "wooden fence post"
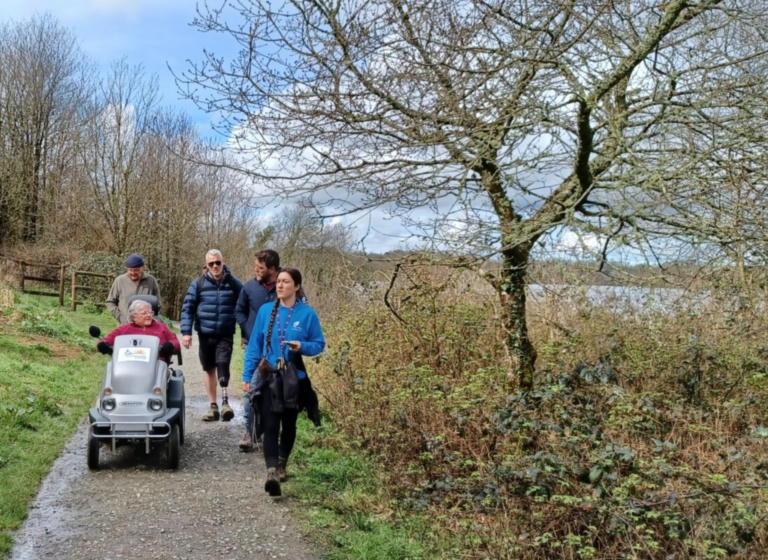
[59,265,65,307]
[71,270,77,311]
[20,262,25,292]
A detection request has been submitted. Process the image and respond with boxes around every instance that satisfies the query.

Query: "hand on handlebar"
[160,341,175,358]
[97,341,113,355]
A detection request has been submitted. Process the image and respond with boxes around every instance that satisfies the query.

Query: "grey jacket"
[105,272,161,324]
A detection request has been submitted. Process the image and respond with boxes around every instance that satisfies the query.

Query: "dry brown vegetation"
[312,265,768,559]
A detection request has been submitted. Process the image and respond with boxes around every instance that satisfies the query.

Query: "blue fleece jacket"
[180,266,243,336]
[242,300,325,383]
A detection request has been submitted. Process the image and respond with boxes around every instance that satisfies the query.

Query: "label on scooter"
[117,347,151,362]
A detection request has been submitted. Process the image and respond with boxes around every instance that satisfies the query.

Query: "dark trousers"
[259,386,299,469]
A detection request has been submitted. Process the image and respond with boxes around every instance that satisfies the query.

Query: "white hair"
[206,249,223,260]
[128,299,152,319]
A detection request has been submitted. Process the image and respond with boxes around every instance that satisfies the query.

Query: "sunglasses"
[207,260,222,267]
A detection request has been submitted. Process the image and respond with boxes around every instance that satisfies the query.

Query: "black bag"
[298,377,322,427]
[261,360,300,413]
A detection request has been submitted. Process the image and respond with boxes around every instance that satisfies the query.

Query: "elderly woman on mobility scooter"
[88,297,185,470]
[97,299,180,359]
[242,268,325,497]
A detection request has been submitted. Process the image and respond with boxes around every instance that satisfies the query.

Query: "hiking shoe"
[239,431,254,451]
[202,404,220,422]
[265,468,282,497]
[221,402,234,422]
[277,457,288,482]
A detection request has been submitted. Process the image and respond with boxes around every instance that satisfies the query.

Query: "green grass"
[0,293,115,555]
[288,419,448,560]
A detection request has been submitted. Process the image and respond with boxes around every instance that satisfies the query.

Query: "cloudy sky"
[1,0,230,131]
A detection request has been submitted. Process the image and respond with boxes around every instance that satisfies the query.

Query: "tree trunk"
[500,248,536,391]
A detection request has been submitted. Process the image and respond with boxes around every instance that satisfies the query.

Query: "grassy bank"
[0,293,114,554]
[290,417,449,560]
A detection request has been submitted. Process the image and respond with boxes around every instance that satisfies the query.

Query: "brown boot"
[239,431,253,451]
[265,467,281,497]
[277,457,288,482]
[201,404,220,422]
[220,402,234,422]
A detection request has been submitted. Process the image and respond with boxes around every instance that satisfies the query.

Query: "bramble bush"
[314,275,768,559]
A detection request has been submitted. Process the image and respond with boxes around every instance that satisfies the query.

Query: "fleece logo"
[292,321,302,332]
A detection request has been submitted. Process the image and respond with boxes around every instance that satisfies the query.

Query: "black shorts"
[198,334,234,371]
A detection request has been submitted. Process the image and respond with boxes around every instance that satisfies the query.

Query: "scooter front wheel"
[167,424,180,470]
[87,427,100,470]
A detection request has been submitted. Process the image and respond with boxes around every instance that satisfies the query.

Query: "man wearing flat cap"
[106,253,161,324]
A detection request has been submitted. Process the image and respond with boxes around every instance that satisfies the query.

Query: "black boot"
[277,457,288,482]
[265,467,281,497]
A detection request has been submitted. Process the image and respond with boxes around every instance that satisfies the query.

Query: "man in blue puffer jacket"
[181,249,243,422]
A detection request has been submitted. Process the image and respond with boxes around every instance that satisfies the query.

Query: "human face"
[276,271,299,302]
[206,255,224,279]
[254,259,277,283]
[127,267,143,282]
[132,306,153,327]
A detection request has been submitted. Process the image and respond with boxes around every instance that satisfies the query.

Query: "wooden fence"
[0,254,110,309]
[18,261,67,305]
[70,270,110,311]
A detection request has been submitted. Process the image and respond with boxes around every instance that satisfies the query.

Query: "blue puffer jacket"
[235,279,276,344]
[180,266,243,336]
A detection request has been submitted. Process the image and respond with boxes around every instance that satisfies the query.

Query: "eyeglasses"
[136,310,153,316]
[207,260,222,267]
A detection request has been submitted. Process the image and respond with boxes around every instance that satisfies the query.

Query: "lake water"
[527,284,708,313]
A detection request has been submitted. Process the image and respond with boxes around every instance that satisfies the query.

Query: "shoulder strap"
[195,274,206,305]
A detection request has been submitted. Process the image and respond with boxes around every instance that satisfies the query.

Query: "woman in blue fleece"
[242,268,325,497]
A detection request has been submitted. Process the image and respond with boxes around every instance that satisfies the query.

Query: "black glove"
[97,341,113,355]
[160,341,175,358]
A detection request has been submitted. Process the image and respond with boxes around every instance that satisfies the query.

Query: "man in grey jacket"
[105,254,161,324]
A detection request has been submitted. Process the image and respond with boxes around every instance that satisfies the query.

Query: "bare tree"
[0,14,89,244]
[77,59,160,254]
[263,204,354,253]
[179,0,768,388]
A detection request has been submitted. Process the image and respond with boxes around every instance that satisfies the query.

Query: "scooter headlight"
[149,398,163,411]
[102,398,116,412]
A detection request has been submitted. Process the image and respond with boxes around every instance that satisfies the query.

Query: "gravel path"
[9,341,320,560]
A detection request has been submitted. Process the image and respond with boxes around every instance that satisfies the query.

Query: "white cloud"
[551,229,605,258]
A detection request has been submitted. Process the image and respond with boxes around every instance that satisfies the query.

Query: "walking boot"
[202,403,220,422]
[265,467,282,497]
[239,431,254,451]
[220,401,234,422]
[277,456,288,482]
